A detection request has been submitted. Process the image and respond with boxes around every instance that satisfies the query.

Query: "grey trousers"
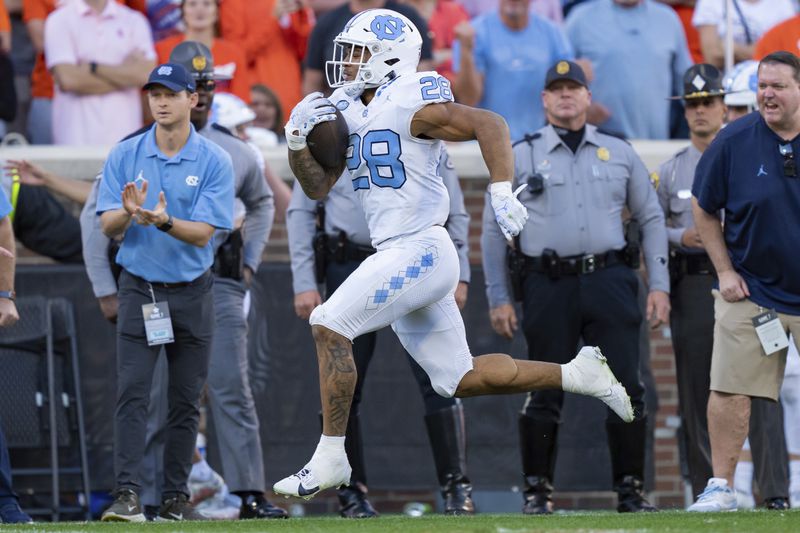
[140,277,265,505]
[114,270,214,497]
[671,273,788,499]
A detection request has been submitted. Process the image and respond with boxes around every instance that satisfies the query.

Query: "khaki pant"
[710,290,800,401]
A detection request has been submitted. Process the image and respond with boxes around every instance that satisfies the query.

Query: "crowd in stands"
[1,0,799,146]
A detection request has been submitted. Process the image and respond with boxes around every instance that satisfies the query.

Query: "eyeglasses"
[780,143,796,177]
[196,80,216,92]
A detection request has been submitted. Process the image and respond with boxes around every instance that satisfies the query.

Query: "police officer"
[482,60,670,514]
[83,43,288,519]
[97,63,234,522]
[659,64,790,509]
[286,149,474,517]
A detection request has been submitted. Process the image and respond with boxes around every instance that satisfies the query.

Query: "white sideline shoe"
[561,346,635,422]
[688,478,738,512]
[273,451,351,500]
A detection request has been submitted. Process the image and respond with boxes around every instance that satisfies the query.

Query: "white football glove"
[285,92,337,151]
[490,181,529,241]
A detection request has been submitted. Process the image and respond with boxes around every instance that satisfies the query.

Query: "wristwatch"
[0,290,16,301]
[157,214,174,232]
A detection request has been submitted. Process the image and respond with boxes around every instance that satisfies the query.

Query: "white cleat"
[561,346,635,422]
[688,478,738,512]
[273,453,352,500]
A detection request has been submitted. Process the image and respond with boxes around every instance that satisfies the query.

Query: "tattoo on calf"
[321,337,356,434]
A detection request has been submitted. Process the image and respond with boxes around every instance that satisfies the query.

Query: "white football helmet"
[326,8,422,94]
[724,60,758,111]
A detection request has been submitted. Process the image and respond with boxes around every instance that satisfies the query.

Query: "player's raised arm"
[285,92,345,199]
[411,103,527,239]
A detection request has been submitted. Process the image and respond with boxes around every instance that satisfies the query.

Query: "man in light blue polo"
[452,0,573,142]
[96,62,234,523]
[565,0,692,139]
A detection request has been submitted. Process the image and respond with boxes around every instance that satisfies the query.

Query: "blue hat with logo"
[143,63,197,92]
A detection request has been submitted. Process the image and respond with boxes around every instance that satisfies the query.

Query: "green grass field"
[2,511,799,533]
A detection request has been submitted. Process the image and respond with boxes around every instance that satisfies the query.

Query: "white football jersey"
[330,71,454,248]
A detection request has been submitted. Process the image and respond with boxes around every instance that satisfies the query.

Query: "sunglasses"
[780,143,796,177]
[196,80,216,91]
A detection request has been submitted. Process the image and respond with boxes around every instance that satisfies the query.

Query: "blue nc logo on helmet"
[370,15,406,41]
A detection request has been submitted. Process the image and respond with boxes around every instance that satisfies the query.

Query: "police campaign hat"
[168,41,217,80]
[670,63,727,100]
[544,60,588,89]
[143,63,196,92]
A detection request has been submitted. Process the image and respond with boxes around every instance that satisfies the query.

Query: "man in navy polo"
[96,63,234,522]
[689,51,800,512]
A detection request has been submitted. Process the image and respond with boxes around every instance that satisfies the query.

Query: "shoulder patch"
[596,127,631,145]
[512,132,541,148]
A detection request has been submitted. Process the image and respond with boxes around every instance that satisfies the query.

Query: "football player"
[274,9,634,499]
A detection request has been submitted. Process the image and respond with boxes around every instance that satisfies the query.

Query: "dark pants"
[114,269,214,498]
[520,264,645,422]
[671,273,788,499]
[670,273,714,496]
[519,264,647,486]
[0,423,18,505]
[14,184,82,263]
[326,259,456,485]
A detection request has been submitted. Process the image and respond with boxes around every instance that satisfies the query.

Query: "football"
[307,109,349,171]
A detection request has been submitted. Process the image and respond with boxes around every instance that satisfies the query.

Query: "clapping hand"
[122,180,148,220]
[136,191,169,227]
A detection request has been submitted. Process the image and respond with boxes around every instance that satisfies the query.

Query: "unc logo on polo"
[370,15,406,41]
[186,175,199,186]
[157,65,173,76]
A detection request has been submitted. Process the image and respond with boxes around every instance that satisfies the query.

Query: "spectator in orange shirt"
[155,0,251,101]
[400,0,468,83]
[219,0,314,118]
[754,16,800,60]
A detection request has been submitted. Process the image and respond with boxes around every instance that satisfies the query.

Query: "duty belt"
[672,251,715,276]
[523,250,626,276]
[325,235,376,263]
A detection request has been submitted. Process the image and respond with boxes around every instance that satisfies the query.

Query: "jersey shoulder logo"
[370,15,406,41]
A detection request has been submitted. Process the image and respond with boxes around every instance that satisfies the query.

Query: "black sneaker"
[765,497,791,510]
[157,493,207,521]
[101,489,146,522]
[239,493,289,519]
[0,501,33,524]
[338,484,378,518]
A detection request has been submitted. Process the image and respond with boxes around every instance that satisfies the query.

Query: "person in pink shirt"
[44,0,156,145]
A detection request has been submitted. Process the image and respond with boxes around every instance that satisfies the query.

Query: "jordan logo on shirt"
[757,165,768,177]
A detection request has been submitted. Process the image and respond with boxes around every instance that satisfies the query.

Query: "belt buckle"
[581,254,596,274]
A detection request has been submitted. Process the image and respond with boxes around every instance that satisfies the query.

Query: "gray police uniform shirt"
[287,148,471,295]
[80,123,274,298]
[481,123,669,308]
[656,143,703,252]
